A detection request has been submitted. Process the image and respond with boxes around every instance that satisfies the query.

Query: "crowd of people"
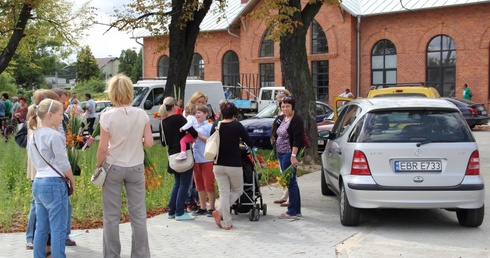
[11,75,306,257]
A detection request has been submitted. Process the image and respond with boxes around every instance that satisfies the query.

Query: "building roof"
[340,0,490,17]
[132,0,490,38]
[96,57,118,69]
[132,0,250,38]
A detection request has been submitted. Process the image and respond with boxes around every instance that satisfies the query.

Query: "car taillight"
[469,107,478,116]
[351,150,371,175]
[466,150,480,175]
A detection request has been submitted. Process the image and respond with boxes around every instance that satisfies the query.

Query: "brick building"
[136,0,490,106]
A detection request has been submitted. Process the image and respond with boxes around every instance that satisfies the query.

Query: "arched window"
[426,35,456,97]
[371,39,397,86]
[260,29,274,57]
[311,20,328,54]
[157,55,169,78]
[222,51,239,87]
[189,53,204,79]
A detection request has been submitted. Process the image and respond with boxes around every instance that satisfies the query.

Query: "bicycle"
[0,117,17,142]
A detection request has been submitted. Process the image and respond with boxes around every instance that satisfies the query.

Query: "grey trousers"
[102,163,150,258]
[214,165,243,228]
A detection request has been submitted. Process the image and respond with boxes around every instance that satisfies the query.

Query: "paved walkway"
[1,169,489,258]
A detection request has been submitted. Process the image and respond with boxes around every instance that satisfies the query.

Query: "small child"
[176,103,198,160]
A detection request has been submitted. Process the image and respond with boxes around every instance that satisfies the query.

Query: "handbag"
[161,122,194,173]
[91,165,111,186]
[168,149,194,172]
[304,131,311,149]
[32,133,73,196]
[15,122,28,148]
[204,121,221,162]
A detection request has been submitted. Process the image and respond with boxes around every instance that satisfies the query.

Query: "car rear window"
[356,110,474,143]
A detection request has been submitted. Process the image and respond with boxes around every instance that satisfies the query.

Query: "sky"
[76,0,141,59]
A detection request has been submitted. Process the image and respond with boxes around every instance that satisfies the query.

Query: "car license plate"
[394,160,442,172]
[481,111,487,115]
[318,140,324,145]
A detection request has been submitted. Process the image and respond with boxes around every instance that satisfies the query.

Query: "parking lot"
[1,129,489,258]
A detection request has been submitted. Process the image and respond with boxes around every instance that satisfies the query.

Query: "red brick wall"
[143,2,490,105]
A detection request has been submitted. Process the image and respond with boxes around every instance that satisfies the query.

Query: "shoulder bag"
[15,122,28,148]
[32,133,73,196]
[161,122,194,173]
[204,121,221,162]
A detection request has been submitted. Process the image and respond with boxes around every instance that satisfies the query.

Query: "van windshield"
[132,86,148,107]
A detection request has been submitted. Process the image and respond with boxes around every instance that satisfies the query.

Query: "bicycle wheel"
[4,125,16,138]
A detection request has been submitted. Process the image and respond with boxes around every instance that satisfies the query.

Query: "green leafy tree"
[110,0,217,100]
[75,46,100,82]
[118,49,138,78]
[131,49,143,82]
[0,0,96,75]
[251,0,338,163]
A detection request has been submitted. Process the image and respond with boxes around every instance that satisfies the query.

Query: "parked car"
[442,97,490,129]
[367,84,441,98]
[317,104,347,153]
[241,101,333,148]
[81,100,112,126]
[319,97,484,227]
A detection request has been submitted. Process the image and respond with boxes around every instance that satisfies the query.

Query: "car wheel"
[339,183,360,226]
[321,165,335,196]
[456,205,484,227]
[236,112,245,121]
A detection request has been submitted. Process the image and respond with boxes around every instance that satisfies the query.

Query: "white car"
[319,97,485,227]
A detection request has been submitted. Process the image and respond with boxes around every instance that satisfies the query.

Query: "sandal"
[213,210,222,228]
[26,242,33,250]
[278,213,297,219]
[65,238,77,246]
[280,202,289,207]
[273,198,287,204]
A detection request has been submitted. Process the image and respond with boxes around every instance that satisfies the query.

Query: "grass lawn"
[0,138,309,232]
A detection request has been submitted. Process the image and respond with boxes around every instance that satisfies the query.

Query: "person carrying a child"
[175,103,198,161]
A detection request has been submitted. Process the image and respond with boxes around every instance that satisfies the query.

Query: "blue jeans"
[33,177,69,258]
[26,192,71,243]
[26,197,35,243]
[168,169,193,216]
[277,152,301,216]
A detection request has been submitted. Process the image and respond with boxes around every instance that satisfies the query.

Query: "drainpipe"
[356,16,361,95]
[135,38,144,79]
[228,28,240,38]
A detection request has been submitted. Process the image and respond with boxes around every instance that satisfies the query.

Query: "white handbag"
[204,122,221,162]
[91,167,107,186]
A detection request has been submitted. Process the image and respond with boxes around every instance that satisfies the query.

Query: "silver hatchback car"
[319,98,485,227]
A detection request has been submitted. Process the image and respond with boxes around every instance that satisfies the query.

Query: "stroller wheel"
[249,208,255,221]
[262,203,267,216]
[254,204,260,221]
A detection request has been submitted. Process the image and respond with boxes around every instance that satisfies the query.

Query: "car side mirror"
[319,130,335,140]
[144,100,153,110]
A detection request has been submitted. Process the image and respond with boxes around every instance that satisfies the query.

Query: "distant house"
[97,57,120,81]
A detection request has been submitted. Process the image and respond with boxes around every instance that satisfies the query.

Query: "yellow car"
[367,85,441,98]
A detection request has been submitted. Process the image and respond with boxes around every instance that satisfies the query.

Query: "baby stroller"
[231,146,267,221]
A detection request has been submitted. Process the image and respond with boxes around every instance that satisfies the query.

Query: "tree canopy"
[75,46,100,82]
[0,0,96,75]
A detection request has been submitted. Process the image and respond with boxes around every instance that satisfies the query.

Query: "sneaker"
[65,239,76,246]
[175,212,195,221]
[296,213,302,217]
[192,209,207,216]
[168,214,176,219]
[206,209,215,217]
[175,152,187,161]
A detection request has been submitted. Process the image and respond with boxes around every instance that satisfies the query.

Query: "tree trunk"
[165,0,213,100]
[0,3,32,75]
[279,0,323,164]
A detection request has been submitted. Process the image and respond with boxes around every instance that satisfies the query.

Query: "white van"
[132,79,225,133]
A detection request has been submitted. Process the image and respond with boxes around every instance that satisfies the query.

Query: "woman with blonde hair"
[96,74,153,257]
[27,98,75,258]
